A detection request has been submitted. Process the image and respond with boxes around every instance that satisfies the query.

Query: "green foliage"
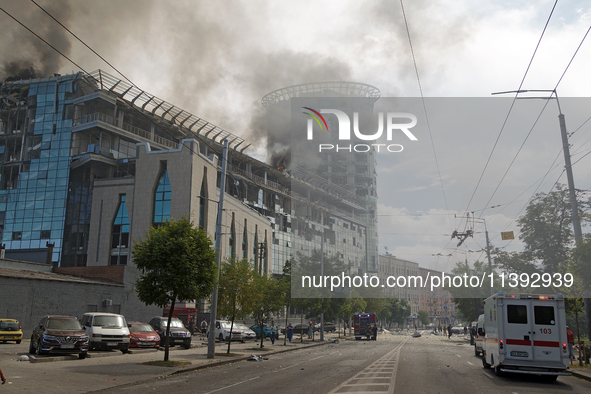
[388,298,410,326]
[517,185,590,272]
[133,217,217,360]
[218,258,253,353]
[453,298,483,323]
[249,271,284,348]
[417,310,430,326]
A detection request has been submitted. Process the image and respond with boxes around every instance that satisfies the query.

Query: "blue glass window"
[153,170,171,224]
[111,194,130,266]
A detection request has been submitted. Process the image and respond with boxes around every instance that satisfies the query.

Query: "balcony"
[73,112,179,150]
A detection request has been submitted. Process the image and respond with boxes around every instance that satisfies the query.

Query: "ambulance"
[482,292,570,381]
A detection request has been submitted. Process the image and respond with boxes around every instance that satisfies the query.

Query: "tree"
[417,310,430,326]
[388,298,410,327]
[517,185,590,272]
[217,258,253,353]
[133,217,217,361]
[249,271,284,348]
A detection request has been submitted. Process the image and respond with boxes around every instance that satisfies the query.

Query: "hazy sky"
[1,0,590,272]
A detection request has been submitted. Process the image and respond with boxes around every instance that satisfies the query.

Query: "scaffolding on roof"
[87,70,250,153]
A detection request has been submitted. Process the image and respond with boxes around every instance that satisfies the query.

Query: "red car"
[128,322,160,349]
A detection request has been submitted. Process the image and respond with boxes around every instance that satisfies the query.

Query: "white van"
[474,314,484,357]
[81,312,130,353]
[482,292,570,381]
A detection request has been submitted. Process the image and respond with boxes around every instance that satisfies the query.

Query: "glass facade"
[153,169,171,224]
[111,195,130,265]
[0,79,74,264]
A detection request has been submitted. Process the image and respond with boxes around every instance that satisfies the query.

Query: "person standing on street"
[269,321,277,345]
[447,324,452,339]
[286,323,293,343]
[372,325,378,341]
[308,322,314,339]
[200,318,208,339]
[567,326,575,362]
[0,364,6,384]
[188,318,195,336]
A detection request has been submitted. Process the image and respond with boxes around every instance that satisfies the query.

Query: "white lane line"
[456,354,461,358]
[273,354,327,372]
[202,376,260,394]
[467,361,473,366]
[482,372,493,379]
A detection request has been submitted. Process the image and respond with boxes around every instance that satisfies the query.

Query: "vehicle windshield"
[46,319,83,330]
[0,321,19,331]
[129,324,154,332]
[93,315,126,328]
[235,324,250,330]
[160,319,184,328]
[221,322,235,329]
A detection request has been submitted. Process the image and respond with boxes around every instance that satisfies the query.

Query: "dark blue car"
[249,324,272,338]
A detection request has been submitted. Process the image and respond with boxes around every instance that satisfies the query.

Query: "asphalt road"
[90,332,591,394]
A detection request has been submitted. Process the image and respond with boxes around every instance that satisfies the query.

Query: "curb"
[570,368,591,382]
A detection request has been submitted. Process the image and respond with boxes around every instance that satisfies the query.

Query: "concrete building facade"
[378,254,420,315]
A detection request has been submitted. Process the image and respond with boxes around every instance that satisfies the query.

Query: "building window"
[229,213,235,259]
[111,195,130,265]
[199,169,208,230]
[242,219,248,259]
[153,164,171,225]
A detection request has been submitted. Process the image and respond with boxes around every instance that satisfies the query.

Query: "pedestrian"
[567,326,575,362]
[269,320,277,345]
[438,325,442,334]
[200,318,208,339]
[308,322,314,339]
[188,318,195,336]
[0,364,6,385]
[463,326,467,335]
[286,322,293,343]
[447,324,452,339]
[372,325,378,341]
[442,325,446,336]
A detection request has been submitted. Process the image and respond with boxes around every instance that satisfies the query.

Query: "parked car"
[81,312,130,353]
[29,315,89,359]
[0,319,23,344]
[128,322,160,349]
[282,324,313,335]
[314,322,336,332]
[234,323,256,340]
[250,324,272,338]
[149,316,191,349]
[208,320,245,342]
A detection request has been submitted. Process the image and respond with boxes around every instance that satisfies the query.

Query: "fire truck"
[482,292,570,381]
[354,312,376,340]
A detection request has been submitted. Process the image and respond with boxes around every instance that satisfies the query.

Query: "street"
[96,333,591,393]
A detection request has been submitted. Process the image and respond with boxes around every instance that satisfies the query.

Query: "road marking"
[467,361,473,365]
[456,354,461,358]
[202,376,260,394]
[272,353,328,372]
[327,338,408,394]
[482,372,493,379]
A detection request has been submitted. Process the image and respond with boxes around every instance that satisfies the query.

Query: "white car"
[207,320,245,342]
[234,323,257,340]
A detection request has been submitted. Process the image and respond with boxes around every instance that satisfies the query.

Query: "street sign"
[501,231,514,240]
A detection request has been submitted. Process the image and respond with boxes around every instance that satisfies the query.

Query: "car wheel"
[184,342,191,349]
[474,346,479,357]
[79,352,87,359]
[16,340,21,344]
[493,358,503,377]
[36,339,44,356]
[543,375,558,382]
[28,338,35,354]
[121,347,129,354]
[482,352,491,369]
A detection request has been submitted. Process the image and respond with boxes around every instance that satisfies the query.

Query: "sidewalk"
[0,334,341,393]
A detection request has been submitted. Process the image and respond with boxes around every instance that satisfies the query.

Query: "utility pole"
[320,230,324,342]
[258,242,266,275]
[492,89,591,347]
[207,139,228,359]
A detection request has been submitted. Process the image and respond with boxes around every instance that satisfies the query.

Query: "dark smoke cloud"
[0,0,72,81]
